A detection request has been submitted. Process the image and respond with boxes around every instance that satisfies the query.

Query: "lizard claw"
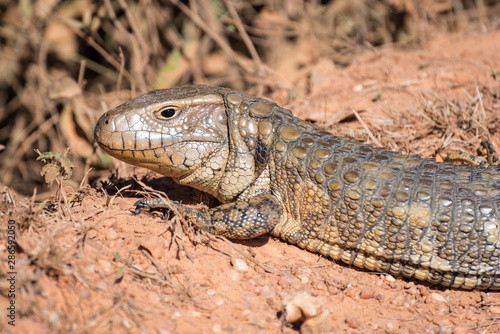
[133,199,150,215]
[133,198,173,220]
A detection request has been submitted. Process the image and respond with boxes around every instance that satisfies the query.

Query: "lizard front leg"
[135,193,281,239]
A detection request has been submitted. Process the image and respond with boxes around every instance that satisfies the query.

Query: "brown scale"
[297,183,331,252]
[354,166,389,259]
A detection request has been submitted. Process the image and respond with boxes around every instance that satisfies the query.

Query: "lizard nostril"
[104,119,109,125]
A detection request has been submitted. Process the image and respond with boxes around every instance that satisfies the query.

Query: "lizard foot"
[134,194,282,239]
[445,139,499,167]
[134,198,173,220]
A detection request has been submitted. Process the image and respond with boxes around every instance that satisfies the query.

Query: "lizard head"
[94,85,230,193]
[94,85,279,202]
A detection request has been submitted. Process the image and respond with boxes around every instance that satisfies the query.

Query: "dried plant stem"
[223,0,265,94]
[169,0,253,73]
[352,109,382,148]
[67,19,136,87]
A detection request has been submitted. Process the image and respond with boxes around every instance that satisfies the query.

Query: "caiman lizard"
[94,85,500,290]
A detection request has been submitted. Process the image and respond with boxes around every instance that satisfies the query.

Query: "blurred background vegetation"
[1,0,499,196]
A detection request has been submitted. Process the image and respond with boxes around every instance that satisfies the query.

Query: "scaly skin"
[94,85,500,289]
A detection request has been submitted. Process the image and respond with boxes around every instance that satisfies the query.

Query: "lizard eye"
[156,105,179,119]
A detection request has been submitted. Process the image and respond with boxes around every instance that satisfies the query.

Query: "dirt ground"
[2,1,500,333]
[1,29,500,334]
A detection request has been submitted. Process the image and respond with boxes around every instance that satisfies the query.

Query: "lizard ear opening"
[214,107,227,126]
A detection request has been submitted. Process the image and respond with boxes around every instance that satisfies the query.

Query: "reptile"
[94,85,500,290]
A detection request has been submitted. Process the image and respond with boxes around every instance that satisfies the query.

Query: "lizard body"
[94,85,500,289]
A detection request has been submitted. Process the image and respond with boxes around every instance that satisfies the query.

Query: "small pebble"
[316,281,326,290]
[103,217,117,228]
[345,315,360,329]
[385,275,395,282]
[105,228,118,240]
[344,288,357,298]
[327,286,340,295]
[283,292,324,322]
[418,286,430,297]
[231,258,248,272]
[215,296,224,306]
[404,282,415,289]
[359,287,376,299]
[431,293,447,303]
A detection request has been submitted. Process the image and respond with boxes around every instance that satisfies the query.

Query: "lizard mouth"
[98,138,228,185]
[97,138,226,170]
